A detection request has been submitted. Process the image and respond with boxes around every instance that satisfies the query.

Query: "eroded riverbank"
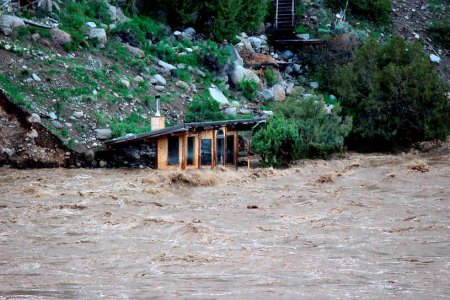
[0,151,449,299]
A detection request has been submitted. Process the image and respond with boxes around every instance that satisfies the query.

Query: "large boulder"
[262,89,274,101]
[95,128,112,140]
[0,15,25,36]
[272,84,286,101]
[158,60,177,72]
[208,86,230,107]
[226,44,244,66]
[50,28,72,46]
[123,43,145,58]
[87,28,107,45]
[229,65,260,86]
[153,74,166,86]
[248,36,262,51]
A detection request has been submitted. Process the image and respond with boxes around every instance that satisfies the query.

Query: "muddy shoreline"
[0,152,449,299]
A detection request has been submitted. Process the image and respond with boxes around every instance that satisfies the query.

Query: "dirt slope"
[391,0,449,82]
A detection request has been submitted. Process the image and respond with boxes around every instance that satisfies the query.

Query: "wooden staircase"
[274,0,296,38]
[272,0,325,46]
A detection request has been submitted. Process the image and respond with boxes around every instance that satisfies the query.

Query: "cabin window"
[201,139,212,166]
[226,135,235,164]
[187,136,195,166]
[216,129,225,165]
[167,136,179,166]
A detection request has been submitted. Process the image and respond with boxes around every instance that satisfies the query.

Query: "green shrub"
[60,128,69,138]
[252,117,302,168]
[114,16,163,46]
[325,0,392,23]
[333,36,450,150]
[427,19,450,47]
[310,34,360,91]
[274,95,352,158]
[238,79,258,102]
[253,94,352,167]
[198,41,231,72]
[185,92,225,122]
[264,68,277,87]
[175,68,192,82]
[0,74,31,109]
[16,27,51,39]
[142,0,269,41]
[110,112,151,138]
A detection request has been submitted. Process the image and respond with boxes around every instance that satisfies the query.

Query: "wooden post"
[181,134,187,170]
[212,130,216,169]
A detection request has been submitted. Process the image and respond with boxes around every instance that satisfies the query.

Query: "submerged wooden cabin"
[103,118,266,170]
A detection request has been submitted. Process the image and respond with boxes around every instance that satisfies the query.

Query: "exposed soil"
[0,150,449,298]
[0,89,71,168]
[391,0,449,82]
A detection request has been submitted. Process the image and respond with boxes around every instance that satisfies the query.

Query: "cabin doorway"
[200,139,212,166]
[216,129,225,165]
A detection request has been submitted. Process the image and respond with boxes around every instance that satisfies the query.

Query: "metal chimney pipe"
[155,95,161,117]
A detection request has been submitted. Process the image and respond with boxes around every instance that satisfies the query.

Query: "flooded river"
[0,151,449,299]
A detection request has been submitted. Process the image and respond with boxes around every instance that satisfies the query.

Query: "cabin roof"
[105,118,267,147]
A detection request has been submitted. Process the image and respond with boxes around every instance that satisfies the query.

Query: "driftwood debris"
[23,18,54,29]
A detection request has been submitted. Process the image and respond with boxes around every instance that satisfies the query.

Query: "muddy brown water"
[0,152,449,299]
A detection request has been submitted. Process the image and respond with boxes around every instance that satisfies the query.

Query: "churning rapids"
[0,150,449,299]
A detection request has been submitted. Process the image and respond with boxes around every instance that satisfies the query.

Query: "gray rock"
[226,44,244,66]
[183,27,196,37]
[296,33,310,40]
[430,54,441,64]
[29,113,41,123]
[173,31,183,40]
[230,100,241,107]
[88,28,107,45]
[51,120,63,129]
[155,85,165,92]
[133,75,144,83]
[87,55,102,69]
[95,128,112,140]
[310,82,319,89]
[32,73,41,82]
[123,43,145,58]
[262,110,274,116]
[73,111,84,119]
[31,33,41,42]
[158,60,177,72]
[175,80,191,91]
[195,68,206,78]
[272,84,286,101]
[48,112,58,120]
[326,104,334,115]
[85,22,97,29]
[285,66,294,75]
[208,86,230,107]
[248,36,262,51]
[99,160,107,168]
[224,107,237,117]
[116,7,130,23]
[0,15,25,36]
[107,4,117,22]
[153,74,166,86]
[281,50,294,60]
[239,108,253,115]
[50,28,71,46]
[285,82,295,95]
[229,65,260,85]
[119,79,131,89]
[262,89,274,101]
[293,64,302,74]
